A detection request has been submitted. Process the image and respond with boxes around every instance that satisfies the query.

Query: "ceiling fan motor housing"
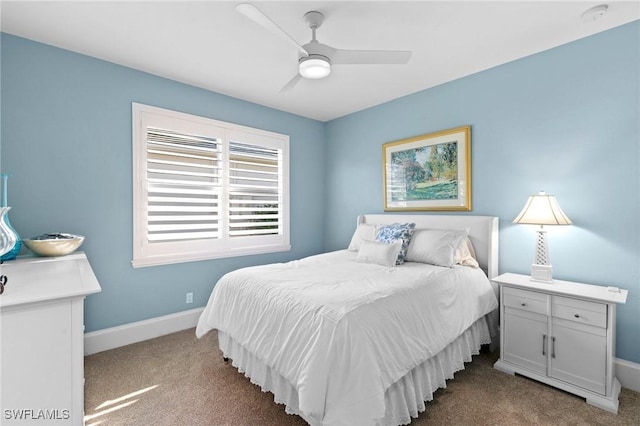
[301,40,333,59]
[298,38,333,79]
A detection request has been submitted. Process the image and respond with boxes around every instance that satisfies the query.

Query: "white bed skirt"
[217,315,492,426]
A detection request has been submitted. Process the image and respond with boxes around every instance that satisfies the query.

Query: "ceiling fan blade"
[280,74,302,92]
[236,3,308,57]
[331,49,412,65]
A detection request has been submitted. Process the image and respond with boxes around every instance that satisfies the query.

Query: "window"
[132,103,290,267]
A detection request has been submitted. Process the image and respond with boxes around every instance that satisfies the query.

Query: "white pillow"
[347,223,377,251]
[454,237,480,268]
[356,239,402,267]
[405,228,468,267]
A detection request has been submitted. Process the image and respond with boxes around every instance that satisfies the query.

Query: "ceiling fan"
[236,3,412,91]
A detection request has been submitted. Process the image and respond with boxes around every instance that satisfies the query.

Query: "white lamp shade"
[299,56,331,79]
[513,192,572,226]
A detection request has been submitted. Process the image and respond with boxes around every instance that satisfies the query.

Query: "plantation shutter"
[146,128,221,242]
[228,140,281,237]
[133,103,290,267]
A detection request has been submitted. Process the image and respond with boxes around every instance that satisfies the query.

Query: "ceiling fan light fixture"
[299,55,331,79]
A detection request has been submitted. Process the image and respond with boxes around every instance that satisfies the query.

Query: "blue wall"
[0,34,326,333]
[324,21,640,363]
[2,21,639,363]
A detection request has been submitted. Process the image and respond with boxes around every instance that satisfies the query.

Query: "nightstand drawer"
[552,296,607,328]
[503,286,549,316]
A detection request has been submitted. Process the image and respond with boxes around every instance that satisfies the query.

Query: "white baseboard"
[84,307,204,355]
[616,358,640,392]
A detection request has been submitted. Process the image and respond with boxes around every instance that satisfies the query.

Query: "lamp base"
[531,264,553,283]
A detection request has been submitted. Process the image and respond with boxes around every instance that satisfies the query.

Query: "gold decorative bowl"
[23,233,85,257]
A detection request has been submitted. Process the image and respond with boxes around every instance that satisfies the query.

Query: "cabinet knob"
[521,302,526,307]
[574,313,580,318]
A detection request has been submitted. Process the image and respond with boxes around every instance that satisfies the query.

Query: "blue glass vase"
[1,174,21,261]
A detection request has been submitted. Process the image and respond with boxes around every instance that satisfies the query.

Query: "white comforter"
[196,250,498,425]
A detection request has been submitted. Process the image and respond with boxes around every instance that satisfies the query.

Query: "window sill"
[131,244,292,268]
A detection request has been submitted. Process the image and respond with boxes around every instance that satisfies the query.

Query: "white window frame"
[132,103,290,267]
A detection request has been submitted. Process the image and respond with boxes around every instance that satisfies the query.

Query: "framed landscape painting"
[383,126,471,211]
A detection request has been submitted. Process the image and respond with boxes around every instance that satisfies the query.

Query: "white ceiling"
[1,1,638,122]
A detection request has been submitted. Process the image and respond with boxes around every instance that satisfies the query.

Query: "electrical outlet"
[186,292,193,304]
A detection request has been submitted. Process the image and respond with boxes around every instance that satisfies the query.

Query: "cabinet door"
[550,317,607,395]
[2,301,74,423]
[503,307,548,375]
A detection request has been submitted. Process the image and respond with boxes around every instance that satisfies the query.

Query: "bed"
[196,214,499,425]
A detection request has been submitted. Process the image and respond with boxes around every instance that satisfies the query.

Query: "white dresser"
[0,252,101,425]
[493,273,628,413]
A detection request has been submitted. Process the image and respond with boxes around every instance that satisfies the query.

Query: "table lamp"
[513,191,572,283]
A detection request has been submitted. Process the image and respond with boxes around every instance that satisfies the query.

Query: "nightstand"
[492,273,628,414]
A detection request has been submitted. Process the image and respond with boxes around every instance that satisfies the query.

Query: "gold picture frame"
[383,125,471,211]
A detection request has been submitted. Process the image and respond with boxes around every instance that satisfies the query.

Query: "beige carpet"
[84,328,640,425]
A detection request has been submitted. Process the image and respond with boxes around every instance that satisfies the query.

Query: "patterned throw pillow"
[375,223,416,265]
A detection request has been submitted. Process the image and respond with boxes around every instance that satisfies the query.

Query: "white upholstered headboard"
[357,214,499,279]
